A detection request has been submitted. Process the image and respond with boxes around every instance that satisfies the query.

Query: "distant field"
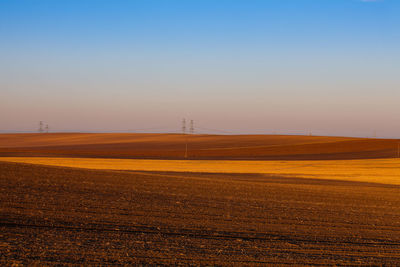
[1,157,400,185]
[0,133,399,160]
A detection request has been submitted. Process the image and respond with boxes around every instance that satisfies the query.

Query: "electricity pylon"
[190,120,194,134]
[182,118,186,134]
[38,121,44,133]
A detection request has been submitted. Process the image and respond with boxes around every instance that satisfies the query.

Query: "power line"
[125,126,176,132]
[195,125,236,134]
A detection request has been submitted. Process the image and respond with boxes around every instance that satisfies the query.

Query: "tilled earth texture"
[1,133,399,160]
[1,161,400,265]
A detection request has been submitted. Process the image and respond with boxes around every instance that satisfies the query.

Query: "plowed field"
[1,133,398,160]
[1,133,400,265]
[1,162,400,265]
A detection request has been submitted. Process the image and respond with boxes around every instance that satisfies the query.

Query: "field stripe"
[1,157,400,185]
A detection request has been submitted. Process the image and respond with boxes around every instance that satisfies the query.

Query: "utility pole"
[38,121,44,133]
[182,118,188,159]
[398,143,400,158]
[184,142,188,159]
[190,120,194,134]
[182,118,186,134]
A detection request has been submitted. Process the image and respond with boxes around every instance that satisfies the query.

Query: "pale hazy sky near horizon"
[1,0,399,137]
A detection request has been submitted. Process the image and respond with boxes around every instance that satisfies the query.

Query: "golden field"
[1,156,399,185]
[1,133,400,265]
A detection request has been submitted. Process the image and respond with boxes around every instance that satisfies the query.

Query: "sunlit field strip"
[1,157,400,185]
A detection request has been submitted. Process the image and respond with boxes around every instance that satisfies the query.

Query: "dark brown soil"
[0,133,399,160]
[1,161,400,265]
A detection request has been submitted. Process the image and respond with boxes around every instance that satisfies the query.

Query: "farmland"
[0,133,398,160]
[1,133,400,265]
[1,157,400,185]
[2,161,400,265]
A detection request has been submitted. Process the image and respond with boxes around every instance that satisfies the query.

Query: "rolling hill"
[0,133,398,160]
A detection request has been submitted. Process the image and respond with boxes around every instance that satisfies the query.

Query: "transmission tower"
[182,118,186,134]
[190,120,194,134]
[38,121,44,133]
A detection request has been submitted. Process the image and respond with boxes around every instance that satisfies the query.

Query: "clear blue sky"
[1,0,399,137]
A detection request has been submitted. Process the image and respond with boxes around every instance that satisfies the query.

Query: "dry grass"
[1,157,399,185]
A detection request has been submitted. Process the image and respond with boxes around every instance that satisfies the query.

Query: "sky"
[1,0,399,137]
